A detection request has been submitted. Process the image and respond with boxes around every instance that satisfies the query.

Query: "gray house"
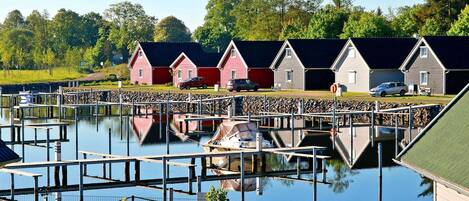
[400,36,469,95]
[331,38,417,92]
[270,39,346,90]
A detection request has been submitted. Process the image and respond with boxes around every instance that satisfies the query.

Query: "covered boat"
[206,121,272,149]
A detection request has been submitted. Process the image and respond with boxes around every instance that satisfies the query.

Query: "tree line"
[1,0,469,71]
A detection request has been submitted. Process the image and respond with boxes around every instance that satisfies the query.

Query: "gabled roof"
[401,36,469,70]
[271,39,346,69]
[170,52,223,68]
[130,42,204,67]
[333,38,417,70]
[218,40,283,69]
[397,83,469,194]
[0,140,20,167]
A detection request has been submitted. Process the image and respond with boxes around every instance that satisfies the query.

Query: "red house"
[170,52,223,87]
[217,40,283,88]
[128,42,204,85]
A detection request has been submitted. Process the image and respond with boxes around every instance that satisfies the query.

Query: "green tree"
[391,6,421,36]
[332,0,353,9]
[281,22,307,39]
[26,10,51,69]
[205,186,227,201]
[81,12,104,47]
[3,10,25,29]
[193,0,238,52]
[51,9,85,59]
[448,5,469,36]
[340,11,393,38]
[44,48,56,75]
[305,5,349,38]
[104,1,157,61]
[154,16,192,42]
[64,48,84,69]
[420,17,447,36]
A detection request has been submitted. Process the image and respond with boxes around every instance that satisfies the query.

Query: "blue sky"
[0,0,424,31]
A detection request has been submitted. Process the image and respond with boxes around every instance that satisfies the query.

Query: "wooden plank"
[0,169,42,177]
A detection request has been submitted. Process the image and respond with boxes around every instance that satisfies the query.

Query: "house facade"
[331,38,416,92]
[170,52,222,87]
[400,36,469,95]
[397,84,469,201]
[128,42,204,85]
[217,40,283,88]
[271,39,346,90]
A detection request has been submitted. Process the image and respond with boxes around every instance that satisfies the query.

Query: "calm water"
[0,111,432,201]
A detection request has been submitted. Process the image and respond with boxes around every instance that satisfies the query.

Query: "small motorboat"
[205,121,272,149]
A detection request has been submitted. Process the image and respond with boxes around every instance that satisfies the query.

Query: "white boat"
[206,121,272,149]
[19,91,33,106]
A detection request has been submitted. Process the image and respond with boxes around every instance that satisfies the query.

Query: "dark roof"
[234,41,283,68]
[139,42,204,67]
[399,84,469,190]
[424,36,469,70]
[351,38,417,69]
[0,140,20,166]
[288,39,346,69]
[183,52,223,67]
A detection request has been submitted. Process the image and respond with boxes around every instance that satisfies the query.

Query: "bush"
[106,74,118,81]
[205,186,227,201]
[77,67,94,74]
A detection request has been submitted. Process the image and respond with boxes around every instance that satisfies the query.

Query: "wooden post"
[296,156,301,178]
[10,173,14,201]
[108,128,112,179]
[313,148,317,201]
[371,110,375,147]
[378,143,383,201]
[349,114,354,164]
[135,160,141,183]
[46,128,51,187]
[127,116,130,156]
[33,176,39,201]
[395,115,399,158]
[79,162,84,201]
[166,100,170,155]
[240,151,245,201]
[21,115,25,162]
[188,166,193,194]
[75,107,79,160]
[163,156,167,201]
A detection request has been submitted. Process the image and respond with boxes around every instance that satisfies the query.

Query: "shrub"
[205,186,227,201]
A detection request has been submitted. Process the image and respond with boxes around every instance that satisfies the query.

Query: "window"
[230,49,237,58]
[286,70,293,82]
[285,48,292,58]
[348,71,356,84]
[420,71,428,85]
[138,50,143,57]
[177,70,182,79]
[138,69,143,78]
[188,70,193,79]
[231,70,236,79]
[347,47,356,58]
[419,47,428,58]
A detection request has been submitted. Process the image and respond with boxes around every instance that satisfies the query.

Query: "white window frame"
[285,48,292,58]
[420,71,428,86]
[177,69,182,79]
[348,70,356,84]
[230,49,237,58]
[188,69,193,79]
[138,68,143,78]
[419,47,428,58]
[347,47,356,58]
[286,70,293,82]
[231,70,236,79]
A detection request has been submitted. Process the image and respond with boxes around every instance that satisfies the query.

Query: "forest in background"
[1,0,469,72]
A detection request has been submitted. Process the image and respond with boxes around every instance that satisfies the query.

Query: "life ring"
[330,83,338,93]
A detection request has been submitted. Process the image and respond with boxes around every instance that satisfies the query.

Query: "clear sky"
[0,0,424,31]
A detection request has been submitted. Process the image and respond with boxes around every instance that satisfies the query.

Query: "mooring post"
[10,173,14,201]
[33,176,39,201]
[378,142,383,201]
[127,116,130,156]
[75,107,79,160]
[95,99,99,132]
[169,188,174,201]
[394,115,399,158]
[47,128,51,187]
[371,110,375,147]
[197,176,202,193]
[166,99,170,155]
[54,141,62,187]
[188,166,193,193]
[240,151,245,201]
[313,148,317,201]
[163,156,167,201]
[321,159,326,182]
[408,106,413,140]
[108,128,112,179]
[296,156,301,178]
[21,112,25,162]
[135,160,141,183]
[349,114,354,164]
[291,110,295,146]
[159,103,163,139]
[79,162,84,201]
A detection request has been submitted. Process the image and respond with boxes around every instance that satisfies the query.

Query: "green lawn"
[0,67,86,84]
[81,82,454,105]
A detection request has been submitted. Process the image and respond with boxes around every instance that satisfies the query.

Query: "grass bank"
[0,67,86,85]
[79,82,454,105]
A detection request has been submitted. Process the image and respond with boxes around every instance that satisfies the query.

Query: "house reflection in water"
[131,114,201,145]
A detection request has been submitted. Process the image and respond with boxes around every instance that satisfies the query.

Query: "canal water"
[0,112,432,201]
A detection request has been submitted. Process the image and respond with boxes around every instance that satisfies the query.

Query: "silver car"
[369,82,408,97]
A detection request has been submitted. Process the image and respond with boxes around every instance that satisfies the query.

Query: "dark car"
[227,79,259,92]
[178,77,208,90]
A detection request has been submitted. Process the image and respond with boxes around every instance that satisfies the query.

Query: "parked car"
[227,79,259,92]
[178,77,208,90]
[369,82,408,97]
